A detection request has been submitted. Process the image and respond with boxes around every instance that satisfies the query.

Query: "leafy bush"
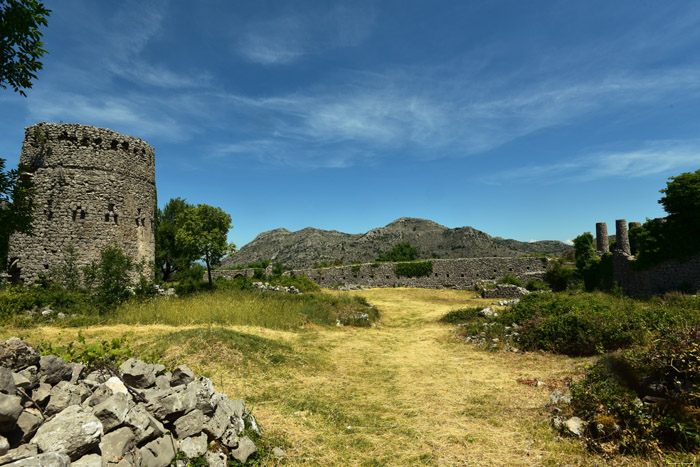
[525,279,549,292]
[571,329,700,453]
[545,259,578,291]
[499,273,522,287]
[394,261,433,278]
[376,242,418,262]
[439,307,483,324]
[174,264,210,295]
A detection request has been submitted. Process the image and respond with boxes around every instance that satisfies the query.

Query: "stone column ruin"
[615,219,631,256]
[595,222,609,254]
[6,122,156,283]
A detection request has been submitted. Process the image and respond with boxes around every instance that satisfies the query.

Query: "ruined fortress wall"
[597,220,700,296]
[7,123,156,283]
[240,257,547,290]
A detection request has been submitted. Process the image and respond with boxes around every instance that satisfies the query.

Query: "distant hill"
[221,217,571,270]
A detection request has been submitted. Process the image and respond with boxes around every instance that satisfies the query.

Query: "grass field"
[0,287,666,465]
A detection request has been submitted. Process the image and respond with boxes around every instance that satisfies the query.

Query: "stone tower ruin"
[6,123,156,283]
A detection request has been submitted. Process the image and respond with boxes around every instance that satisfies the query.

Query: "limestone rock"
[11,407,43,443]
[170,365,194,387]
[0,339,40,372]
[30,405,103,460]
[173,409,205,439]
[564,416,585,437]
[0,394,23,431]
[44,381,91,417]
[0,367,16,395]
[0,435,8,455]
[0,443,37,465]
[119,358,156,389]
[178,432,207,458]
[71,453,102,467]
[93,392,131,433]
[99,426,135,464]
[2,452,71,466]
[204,449,228,467]
[230,436,257,464]
[138,433,177,467]
[38,356,72,385]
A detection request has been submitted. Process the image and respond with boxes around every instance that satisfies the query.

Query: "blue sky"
[2,1,700,248]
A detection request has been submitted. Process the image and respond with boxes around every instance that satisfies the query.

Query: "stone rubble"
[481,284,530,299]
[252,281,301,294]
[0,337,258,465]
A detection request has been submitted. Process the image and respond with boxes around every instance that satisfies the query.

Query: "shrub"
[93,246,134,308]
[174,264,209,295]
[499,273,522,287]
[376,242,418,262]
[545,259,577,291]
[394,261,433,278]
[525,279,548,292]
[439,307,483,324]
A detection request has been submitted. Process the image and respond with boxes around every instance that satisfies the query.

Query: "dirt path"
[249,288,591,465]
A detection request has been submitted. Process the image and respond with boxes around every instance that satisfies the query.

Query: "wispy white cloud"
[485,140,700,184]
[235,5,375,65]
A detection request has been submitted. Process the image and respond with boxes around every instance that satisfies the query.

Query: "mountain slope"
[222,217,571,269]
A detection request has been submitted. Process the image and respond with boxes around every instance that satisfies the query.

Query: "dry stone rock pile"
[0,337,258,466]
[481,284,530,299]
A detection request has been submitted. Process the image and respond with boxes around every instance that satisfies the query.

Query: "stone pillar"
[629,222,641,230]
[595,222,609,253]
[615,219,631,256]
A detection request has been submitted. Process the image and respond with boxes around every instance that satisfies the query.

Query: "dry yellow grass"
[1,288,663,466]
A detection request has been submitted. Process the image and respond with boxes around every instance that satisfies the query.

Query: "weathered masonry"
[7,123,156,283]
[597,220,700,296]
[207,257,548,290]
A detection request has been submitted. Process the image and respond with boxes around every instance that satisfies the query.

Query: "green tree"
[0,0,51,96]
[0,158,35,268]
[376,242,418,262]
[154,197,193,282]
[175,204,235,287]
[633,169,700,268]
[573,232,600,291]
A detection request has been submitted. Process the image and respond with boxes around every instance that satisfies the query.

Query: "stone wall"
[597,220,700,296]
[277,257,547,290]
[7,123,156,283]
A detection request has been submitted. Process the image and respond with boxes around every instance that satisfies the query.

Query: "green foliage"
[173,264,209,295]
[376,242,418,262]
[571,328,700,453]
[0,0,51,96]
[525,279,549,292]
[499,273,522,287]
[36,331,133,368]
[154,197,193,282]
[439,307,483,324]
[573,232,601,291]
[175,204,234,286]
[351,264,361,274]
[92,245,134,308]
[394,260,433,278]
[633,169,700,268]
[544,259,577,291]
[0,158,35,268]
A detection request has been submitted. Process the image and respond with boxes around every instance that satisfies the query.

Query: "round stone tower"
[7,122,156,283]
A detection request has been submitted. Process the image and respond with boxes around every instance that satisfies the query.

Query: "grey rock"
[145,386,195,421]
[272,447,286,458]
[220,426,239,449]
[3,452,71,466]
[16,366,38,391]
[0,368,16,395]
[154,374,171,391]
[104,376,129,395]
[230,436,257,464]
[11,373,31,394]
[71,453,103,467]
[124,404,164,445]
[38,356,72,385]
[0,338,40,372]
[45,381,91,417]
[478,307,495,318]
[564,417,585,437]
[99,426,135,465]
[119,359,155,389]
[84,384,114,407]
[246,413,260,436]
[178,432,207,458]
[0,443,37,465]
[30,383,51,407]
[11,408,43,443]
[0,435,8,455]
[93,392,131,433]
[30,405,103,460]
[138,433,177,467]
[83,371,109,385]
[548,390,572,406]
[204,449,228,467]
[173,408,205,439]
[203,404,229,439]
[69,362,85,384]
[170,365,194,387]
[185,377,215,414]
[0,393,23,431]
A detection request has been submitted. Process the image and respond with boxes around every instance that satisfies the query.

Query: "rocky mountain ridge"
[222,217,571,270]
